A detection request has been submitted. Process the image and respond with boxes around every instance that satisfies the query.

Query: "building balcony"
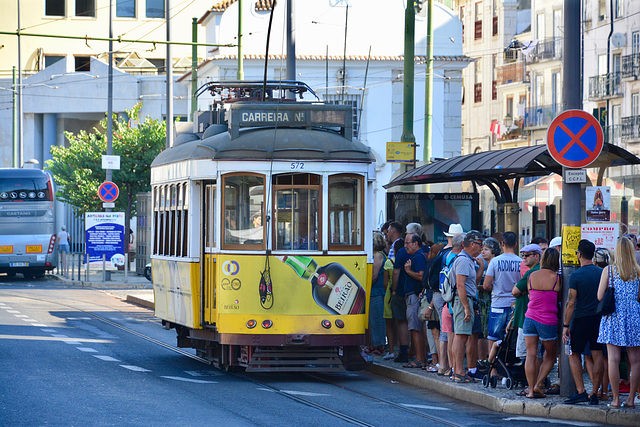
[529,38,562,63]
[496,62,527,85]
[622,116,640,140]
[603,124,621,145]
[524,104,561,128]
[501,120,527,142]
[588,72,623,100]
[622,54,640,79]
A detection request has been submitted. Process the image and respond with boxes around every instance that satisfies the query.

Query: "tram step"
[246,349,346,373]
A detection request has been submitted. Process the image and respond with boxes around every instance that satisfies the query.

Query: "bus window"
[222,174,264,249]
[328,174,363,251]
[273,173,320,251]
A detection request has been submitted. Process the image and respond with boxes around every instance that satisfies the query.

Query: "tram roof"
[152,127,375,167]
[384,143,640,188]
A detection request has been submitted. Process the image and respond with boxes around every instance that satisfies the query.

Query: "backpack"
[423,247,452,292]
[439,252,459,303]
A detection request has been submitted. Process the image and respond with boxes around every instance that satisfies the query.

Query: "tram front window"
[273,173,320,251]
[329,174,363,250]
[223,174,264,248]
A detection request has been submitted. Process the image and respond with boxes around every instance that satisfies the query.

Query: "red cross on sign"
[98,181,119,203]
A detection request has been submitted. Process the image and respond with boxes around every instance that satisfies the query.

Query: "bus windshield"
[0,174,52,202]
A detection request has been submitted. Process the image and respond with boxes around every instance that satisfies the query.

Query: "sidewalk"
[48,272,639,425]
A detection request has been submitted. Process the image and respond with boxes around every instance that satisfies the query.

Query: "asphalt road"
[0,275,608,426]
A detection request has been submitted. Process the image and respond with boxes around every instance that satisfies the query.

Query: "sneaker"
[467,370,484,380]
[382,352,395,360]
[564,391,589,405]
[589,394,599,406]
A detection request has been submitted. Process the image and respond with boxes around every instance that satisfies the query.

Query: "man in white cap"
[549,236,562,251]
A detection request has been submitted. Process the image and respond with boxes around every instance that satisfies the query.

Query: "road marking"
[51,334,69,338]
[15,314,28,317]
[93,355,120,362]
[31,324,47,327]
[21,318,38,322]
[64,340,82,345]
[41,329,57,333]
[0,335,112,343]
[502,417,599,426]
[6,310,20,313]
[120,365,151,372]
[161,376,217,384]
[401,404,451,411]
[66,317,93,320]
[185,370,224,377]
[77,347,98,352]
[2,306,14,310]
[282,390,331,397]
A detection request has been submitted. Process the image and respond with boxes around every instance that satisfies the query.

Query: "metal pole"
[124,253,128,283]
[401,1,416,163]
[286,0,295,90]
[559,0,582,398]
[191,18,198,120]
[12,67,18,168]
[17,0,23,168]
[107,0,113,209]
[237,0,244,80]
[71,253,75,281]
[166,0,174,149]
[424,0,434,163]
[102,253,106,282]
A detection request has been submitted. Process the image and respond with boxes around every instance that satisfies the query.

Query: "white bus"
[0,169,58,278]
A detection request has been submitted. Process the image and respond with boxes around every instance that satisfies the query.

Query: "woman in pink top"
[522,248,561,398]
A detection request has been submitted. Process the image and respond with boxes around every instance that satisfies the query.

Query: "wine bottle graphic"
[276,255,366,315]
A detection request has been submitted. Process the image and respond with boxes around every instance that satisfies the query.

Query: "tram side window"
[328,174,363,250]
[273,173,320,251]
[204,184,216,250]
[153,182,189,257]
[182,184,189,256]
[222,174,264,249]
[153,187,160,254]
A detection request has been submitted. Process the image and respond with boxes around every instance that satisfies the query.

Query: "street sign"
[547,109,604,168]
[386,141,415,163]
[103,202,115,208]
[98,181,119,203]
[102,155,121,170]
[563,169,587,184]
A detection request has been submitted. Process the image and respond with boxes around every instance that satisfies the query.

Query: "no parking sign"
[547,110,604,168]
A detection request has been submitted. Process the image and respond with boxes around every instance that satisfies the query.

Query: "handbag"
[419,291,438,321]
[596,266,616,316]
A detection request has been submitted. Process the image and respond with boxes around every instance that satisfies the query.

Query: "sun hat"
[549,236,562,248]
[444,223,464,237]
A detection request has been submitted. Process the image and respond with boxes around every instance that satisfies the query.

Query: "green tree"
[46,103,165,241]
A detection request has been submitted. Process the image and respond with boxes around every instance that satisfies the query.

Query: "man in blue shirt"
[402,232,428,368]
[391,224,410,363]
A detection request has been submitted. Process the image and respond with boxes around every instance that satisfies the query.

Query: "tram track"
[4,289,464,427]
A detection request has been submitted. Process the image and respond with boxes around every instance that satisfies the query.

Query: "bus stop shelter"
[384,143,640,234]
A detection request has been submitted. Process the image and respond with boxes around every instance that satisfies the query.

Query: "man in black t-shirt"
[562,239,604,405]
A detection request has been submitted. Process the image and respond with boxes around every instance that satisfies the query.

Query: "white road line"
[15,314,28,317]
[31,324,47,327]
[64,341,82,345]
[161,376,217,384]
[21,319,38,322]
[2,307,14,310]
[77,347,98,352]
[41,329,57,333]
[120,365,151,372]
[281,390,331,397]
[185,370,224,377]
[93,355,120,362]
[401,404,451,411]
[502,417,599,426]
[51,334,69,338]
[66,317,92,320]
[6,310,20,313]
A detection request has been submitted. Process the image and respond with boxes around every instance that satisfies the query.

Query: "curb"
[125,295,155,310]
[366,363,640,426]
[50,274,152,290]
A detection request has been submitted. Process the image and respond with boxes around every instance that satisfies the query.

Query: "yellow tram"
[150,81,376,371]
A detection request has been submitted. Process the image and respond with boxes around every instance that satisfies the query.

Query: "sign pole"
[559,0,582,398]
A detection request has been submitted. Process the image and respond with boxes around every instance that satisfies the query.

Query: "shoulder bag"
[596,266,616,316]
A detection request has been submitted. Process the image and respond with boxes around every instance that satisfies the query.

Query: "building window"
[222,173,265,250]
[598,0,606,22]
[328,174,363,251]
[537,13,545,40]
[474,2,482,40]
[614,0,623,19]
[45,0,65,16]
[74,56,91,72]
[273,173,321,251]
[324,94,361,139]
[633,32,640,55]
[76,0,95,17]
[492,54,497,100]
[45,55,65,68]
[492,0,498,36]
[632,93,639,117]
[117,0,136,18]
[460,6,465,43]
[146,0,164,18]
[474,58,482,103]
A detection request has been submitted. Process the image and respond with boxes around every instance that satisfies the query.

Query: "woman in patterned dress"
[597,236,640,408]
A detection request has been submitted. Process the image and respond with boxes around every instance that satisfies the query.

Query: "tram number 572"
[290,162,305,170]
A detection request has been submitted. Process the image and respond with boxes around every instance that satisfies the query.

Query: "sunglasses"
[522,252,537,258]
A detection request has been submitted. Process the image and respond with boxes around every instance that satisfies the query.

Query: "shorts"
[440,302,453,335]
[487,306,513,341]
[517,327,545,358]
[59,243,70,254]
[452,296,474,336]
[472,301,481,335]
[390,293,407,321]
[405,294,423,331]
[523,317,557,341]
[383,286,393,319]
[571,315,604,354]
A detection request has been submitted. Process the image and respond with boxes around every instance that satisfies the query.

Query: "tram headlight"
[246,319,257,329]
[261,319,273,329]
[335,319,344,328]
[321,320,332,329]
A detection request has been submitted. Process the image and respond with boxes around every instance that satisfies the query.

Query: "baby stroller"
[481,317,526,390]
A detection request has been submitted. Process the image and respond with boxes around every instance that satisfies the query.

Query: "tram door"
[203,182,217,325]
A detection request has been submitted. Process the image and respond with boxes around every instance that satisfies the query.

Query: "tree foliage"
[46,103,165,229]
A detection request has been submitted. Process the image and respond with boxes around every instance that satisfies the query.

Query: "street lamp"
[21,158,39,168]
[504,113,513,128]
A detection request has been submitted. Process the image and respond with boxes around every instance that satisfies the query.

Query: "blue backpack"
[439,254,458,303]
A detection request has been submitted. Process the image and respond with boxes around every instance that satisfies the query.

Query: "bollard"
[102,253,106,282]
[71,253,75,281]
[85,254,89,282]
[78,254,82,282]
[124,253,128,283]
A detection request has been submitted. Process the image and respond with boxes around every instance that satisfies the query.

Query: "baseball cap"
[444,223,464,237]
[549,236,562,248]
[464,230,484,245]
[520,243,542,255]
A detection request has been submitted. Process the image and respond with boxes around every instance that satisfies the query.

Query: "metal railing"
[622,116,640,140]
[524,104,562,128]
[496,62,526,84]
[603,124,621,145]
[529,38,562,62]
[588,72,622,100]
[622,53,640,79]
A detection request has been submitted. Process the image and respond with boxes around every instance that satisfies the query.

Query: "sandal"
[423,364,439,372]
[403,359,425,368]
[452,373,475,383]
[516,390,528,397]
[438,367,453,376]
[545,384,560,395]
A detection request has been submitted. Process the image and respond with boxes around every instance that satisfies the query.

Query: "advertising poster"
[85,212,125,268]
[585,186,610,222]
[581,223,619,251]
[561,226,581,266]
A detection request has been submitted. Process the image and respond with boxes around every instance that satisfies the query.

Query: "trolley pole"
[559,0,581,398]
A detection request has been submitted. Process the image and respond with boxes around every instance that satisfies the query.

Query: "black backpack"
[423,247,452,292]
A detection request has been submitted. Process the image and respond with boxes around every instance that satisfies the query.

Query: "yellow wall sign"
[386,141,415,163]
[26,245,42,253]
[562,226,581,266]
[0,245,13,254]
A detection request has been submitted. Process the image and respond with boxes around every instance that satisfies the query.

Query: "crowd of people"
[364,221,640,408]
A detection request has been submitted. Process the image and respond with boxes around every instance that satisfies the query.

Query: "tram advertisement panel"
[217,255,368,316]
[85,212,125,268]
